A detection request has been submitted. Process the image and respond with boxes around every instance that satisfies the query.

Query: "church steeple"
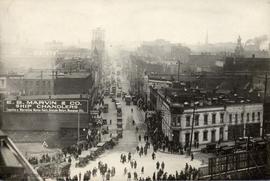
[235,35,244,57]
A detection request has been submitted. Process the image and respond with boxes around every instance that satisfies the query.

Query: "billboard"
[3,100,88,113]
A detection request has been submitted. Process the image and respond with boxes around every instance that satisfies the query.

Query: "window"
[204,114,208,125]
[247,113,250,122]
[43,80,46,86]
[212,113,216,124]
[235,114,238,124]
[241,113,244,123]
[36,80,40,86]
[229,114,232,123]
[252,112,255,122]
[220,113,224,123]
[258,112,261,121]
[177,117,181,126]
[172,116,177,126]
[185,133,190,145]
[203,131,208,141]
[0,80,4,88]
[195,114,199,126]
[186,115,191,127]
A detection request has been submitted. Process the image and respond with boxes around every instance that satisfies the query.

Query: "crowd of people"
[43,96,202,180]
[28,153,64,165]
[65,161,117,181]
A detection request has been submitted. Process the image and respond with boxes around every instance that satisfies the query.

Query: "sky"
[0,0,270,45]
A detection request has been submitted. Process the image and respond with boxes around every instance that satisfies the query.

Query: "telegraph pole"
[77,109,80,143]
[177,60,181,82]
[189,102,196,155]
[262,73,268,138]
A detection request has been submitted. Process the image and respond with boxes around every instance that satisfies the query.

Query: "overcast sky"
[0,0,269,45]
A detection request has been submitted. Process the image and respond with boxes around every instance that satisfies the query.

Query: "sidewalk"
[157,140,237,155]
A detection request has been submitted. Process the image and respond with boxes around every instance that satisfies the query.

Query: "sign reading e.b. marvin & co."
[3,100,88,113]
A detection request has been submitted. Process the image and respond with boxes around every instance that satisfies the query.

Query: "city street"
[68,72,202,181]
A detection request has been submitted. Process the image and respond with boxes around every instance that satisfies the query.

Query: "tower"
[91,28,105,90]
[91,27,105,55]
[235,35,244,57]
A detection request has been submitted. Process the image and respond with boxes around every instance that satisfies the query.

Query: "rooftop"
[153,86,262,110]
[23,70,91,79]
[56,72,91,79]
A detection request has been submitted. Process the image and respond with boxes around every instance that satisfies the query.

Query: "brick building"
[150,86,263,146]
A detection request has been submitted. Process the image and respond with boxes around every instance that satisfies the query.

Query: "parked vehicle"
[125,95,131,105]
[103,104,109,113]
[201,143,216,153]
[218,145,235,155]
[117,92,121,98]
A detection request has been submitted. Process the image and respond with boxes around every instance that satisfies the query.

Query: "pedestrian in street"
[110,119,112,124]
[152,152,155,160]
[139,135,141,142]
[127,172,131,181]
[191,153,194,161]
[136,127,138,133]
[163,145,166,152]
[123,155,126,163]
[139,150,142,157]
[144,147,147,155]
[131,108,133,112]
[156,161,160,170]
[161,161,165,170]
[132,120,135,125]
[134,160,137,169]
[134,171,138,180]
[128,152,131,162]
[141,166,144,174]
[136,146,140,152]
[124,167,127,175]
[131,160,134,168]
[152,172,156,181]
[106,172,110,181]
[79,172,81,181]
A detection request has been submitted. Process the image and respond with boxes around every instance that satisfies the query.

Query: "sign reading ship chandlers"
[3,100,88,113]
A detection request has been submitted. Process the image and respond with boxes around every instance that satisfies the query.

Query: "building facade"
[150,87,263,146]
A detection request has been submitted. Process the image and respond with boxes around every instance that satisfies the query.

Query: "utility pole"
[177,60,181,82]
[189,102,196,155]
[262,73,268,138]
[77,109,80,143]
